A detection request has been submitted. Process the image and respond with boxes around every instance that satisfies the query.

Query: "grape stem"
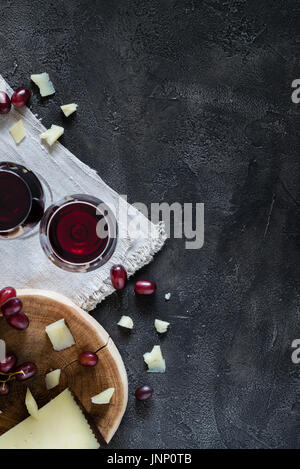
[0,370,25,383]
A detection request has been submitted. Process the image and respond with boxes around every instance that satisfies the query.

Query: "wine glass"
[39,194,118,272]
[0,162,51,240]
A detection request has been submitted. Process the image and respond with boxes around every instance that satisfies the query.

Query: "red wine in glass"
[0,162,45,239]
[40,195,117,272]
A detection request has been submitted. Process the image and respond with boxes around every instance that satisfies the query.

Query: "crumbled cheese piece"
[117,315,134,329]
[45,369,61,390]
[91,388,115,404]
[154,319,170,334]
[9,120,26,144]
[45,318,75,351]
[61,103,78,117]
[31,73,55,97]
[143,345,166,373]
[25,388,39,420]
[165,292,171,301]
[40,125,64,146]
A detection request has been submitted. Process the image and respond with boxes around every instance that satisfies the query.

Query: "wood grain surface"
[0,289,128,444]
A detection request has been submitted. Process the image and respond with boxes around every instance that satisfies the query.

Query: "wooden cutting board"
[0,289,128,444]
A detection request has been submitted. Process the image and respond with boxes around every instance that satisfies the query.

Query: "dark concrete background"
[1,0,300,449]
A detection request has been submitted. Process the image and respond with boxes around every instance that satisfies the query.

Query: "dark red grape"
[0,353,17,373]
[15,362,37,381]
[6,312,29,330]
[79,351,98,367]
[110,265,128,290]
[11,87,31,108]
[0,287,16,306]
[135,385,153,401]
[134,280,157,295]
[0,91,11,114]
[0,382,9,395]
[1,297,23,318]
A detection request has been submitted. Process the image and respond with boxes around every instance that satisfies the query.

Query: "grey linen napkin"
[0,75,166,311]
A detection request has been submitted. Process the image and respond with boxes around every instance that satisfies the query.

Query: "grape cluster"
[110,264,157,295]
[0,88,31,114]
[110,266,156,401]
[0,287,29,331]
[0,353,37,395]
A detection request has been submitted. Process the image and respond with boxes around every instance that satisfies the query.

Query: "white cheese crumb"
[164,292,171,301]
[9,120,26,144]
[154,319,170,334]
[61,103,78,117]
[91,388,115,404]
[143,345,166,373]
[45,318,75,351]
[25,388,39,420]
[45,369,61,390]
[117,315,134,329]
[31,73,55,97]
[40,124,64,146]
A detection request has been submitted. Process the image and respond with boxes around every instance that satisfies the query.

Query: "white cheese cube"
[31,73,55,97]
[0,389,99,449]
[9,120,26,144]
[40,124,64,146]
[25,388,39,420]
[91,388,115,404]
[117,315,134,329]
[45,369,61,390]
[61,103,78,117]
[143,345,166,373]
[45,318,75,351]
[154,319,170,334]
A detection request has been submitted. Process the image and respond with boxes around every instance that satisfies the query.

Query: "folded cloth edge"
[78,221,166,311]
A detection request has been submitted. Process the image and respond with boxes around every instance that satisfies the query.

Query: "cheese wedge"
[91,388,115,404]
[0,389,99,449]
[45,369,61,390]
[61,103,78,117]
[9,120,26,144]
[40,125,64,146]
[143,345,166,373]
[154,319,170,334]
[31,73,55,97]
[117,315,134,329]
[45,318,75,351]
[25,388,39,420]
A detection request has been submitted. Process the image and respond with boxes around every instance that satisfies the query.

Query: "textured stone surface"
[1,0,300,449]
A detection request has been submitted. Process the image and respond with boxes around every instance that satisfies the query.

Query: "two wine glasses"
[0,162,117,272]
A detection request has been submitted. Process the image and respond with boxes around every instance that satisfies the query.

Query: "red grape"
[0,353,17,373]
[79,351,98,367]
[6,312,29,330]
[134,280,157,295]
[135,385,153,401]
[0,91,11,114]
[0,383,9,395]
[15,362,37,381]
[1,297,23,318]
[11,87,31,108]
[0,287,16,306]
[110,265,128,290]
